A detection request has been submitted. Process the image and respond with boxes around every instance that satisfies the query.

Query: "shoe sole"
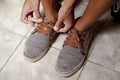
[23,46,50,62]
[55,31,93,78]
[55,55,86,78]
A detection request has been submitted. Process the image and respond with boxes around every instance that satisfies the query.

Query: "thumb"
[54,19,64,32]
[34,9,41,19]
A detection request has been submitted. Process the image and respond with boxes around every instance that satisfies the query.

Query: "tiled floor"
[0,0,120,80]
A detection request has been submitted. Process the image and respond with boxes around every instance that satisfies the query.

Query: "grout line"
[76,64,86,80]
[51,46,61,51]
[0,23,30,72]
[85,15,120,73]
[0,27,30,38]
[88,60,120,73]
[76,59,120,80]
[0,21,31,72]
[0,37,25,72]
[24,25,34,38]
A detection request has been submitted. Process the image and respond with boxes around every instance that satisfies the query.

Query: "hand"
[21,0,42,24]
[54,10,75,32]
[54,0,76,33]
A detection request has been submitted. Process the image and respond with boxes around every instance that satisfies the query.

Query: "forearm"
[58,0,76,22]
[75,0,115,31]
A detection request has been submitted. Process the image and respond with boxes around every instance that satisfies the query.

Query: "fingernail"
[38,18,42,23]
[35,23,38,27]
[54,26,58,31]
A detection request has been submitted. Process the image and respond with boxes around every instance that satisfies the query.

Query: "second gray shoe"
[24,20,58,62]
[56,28,93,77]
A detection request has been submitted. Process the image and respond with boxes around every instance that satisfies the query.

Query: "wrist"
[74,18,91,32]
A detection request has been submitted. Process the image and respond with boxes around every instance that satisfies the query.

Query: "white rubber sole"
[24,46,50,62]
[23,32,59,62]
[55,56,86,78]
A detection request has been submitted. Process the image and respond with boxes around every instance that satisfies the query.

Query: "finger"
[27,15,34,23]
[21,18,28,24]
[21,10,34,24]
[29,17,42,23]
[34,23,39,27]
[58,23,72,33]
[54,20,64,31]
[58,26,69,33]
[20,12,28,23]
[21,17,32,24]
[23,15,34,24]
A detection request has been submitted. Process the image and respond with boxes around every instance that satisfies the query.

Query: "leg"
[75,0,116,31]
[41,0,61,22]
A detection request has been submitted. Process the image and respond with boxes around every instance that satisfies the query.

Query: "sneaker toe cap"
[24,44,44,58]
[56,46,84,73]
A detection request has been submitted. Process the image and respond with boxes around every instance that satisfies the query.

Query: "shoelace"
[64,28,86,54]
[35,18,55,36]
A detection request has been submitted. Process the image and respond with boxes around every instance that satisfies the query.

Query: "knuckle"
[64,30,67,33]
[20,18,26,23]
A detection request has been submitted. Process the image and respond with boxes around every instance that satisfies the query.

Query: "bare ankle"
[74,18,92,32]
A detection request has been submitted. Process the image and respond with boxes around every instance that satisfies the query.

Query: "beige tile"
[4,0,24,4]
[52,34,67,50]
[75,0,89,6]
[26,26,35,38]
[0,39,82,80]
[78,61,120,80]
[0,1,32,36]
[89,17,120,72]
[75,4,87,19]
[0,29,23,70]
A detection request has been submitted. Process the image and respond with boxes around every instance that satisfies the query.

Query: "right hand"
[54,0,76,33]
[21,0,42,24]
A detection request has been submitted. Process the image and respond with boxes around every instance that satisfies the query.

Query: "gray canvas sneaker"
[55,28,93,77]
[24,18,58,62]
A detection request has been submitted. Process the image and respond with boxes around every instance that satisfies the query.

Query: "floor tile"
[78,61,120,80]
[75,4,87,19]
[0,39,82,80]
[0,1,32,36]
[0,29,23,70]
[52,34,67,50]
[26,26,35,38]
[89,17,120,72]
[4,0,24,4]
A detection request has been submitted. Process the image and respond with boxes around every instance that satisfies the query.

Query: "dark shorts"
[112,0,120,12]
[111,0,120,21]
